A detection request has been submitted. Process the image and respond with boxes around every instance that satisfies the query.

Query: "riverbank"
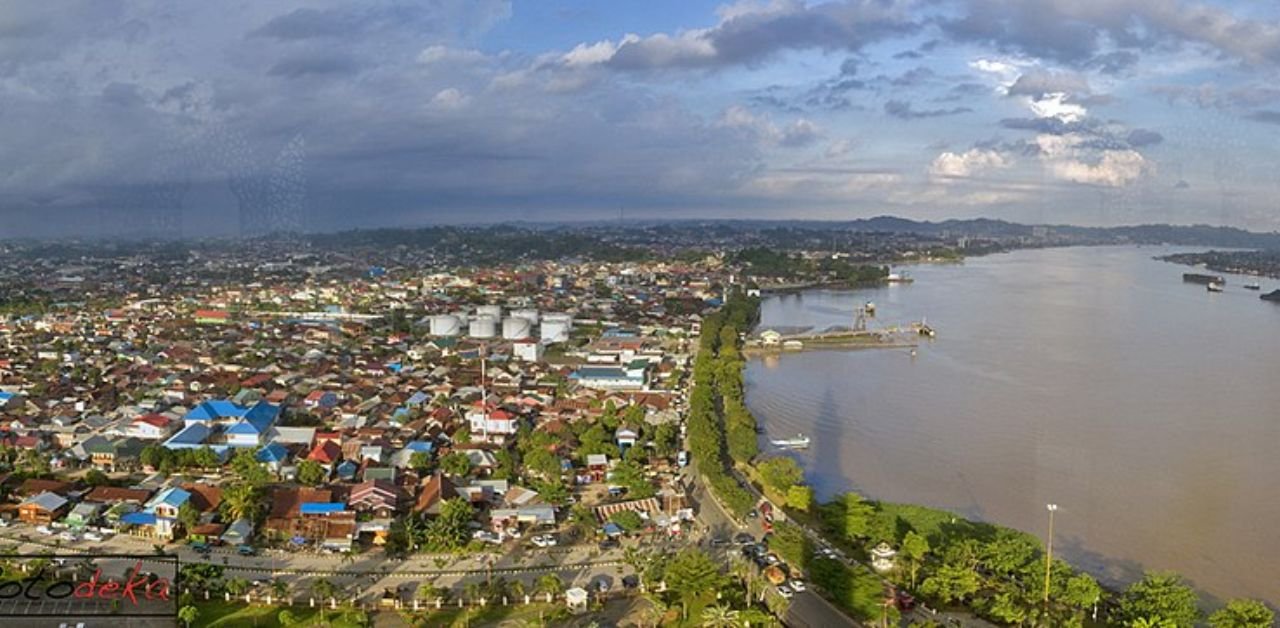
[742,249,1280,622]
[742,336,917,355]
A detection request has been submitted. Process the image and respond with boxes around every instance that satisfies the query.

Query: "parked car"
[598,538,620,550]
[621,575,639,589]
[776,585,794,599]
[36,526,53,536]
[59,531,79,542]
[530,534,557,548]
[237,545,257,556]
[789,579,806,592]
[734,532,755,545]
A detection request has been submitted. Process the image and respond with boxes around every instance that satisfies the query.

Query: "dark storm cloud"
[885,100,973,119]
[252,8,353,40]
[267,53,363,77]
[999,117,1095,134]
[1126,128,1164,147]
[1245,110,1280,125]
[600,0,919,70]
[1006,69,1091,99]
[941,0,1280,68]
[0,0,781,234]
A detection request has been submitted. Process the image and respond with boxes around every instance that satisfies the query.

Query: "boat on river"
[770,434,811,449]
[1207,281,1225,292]
[1244,282,1261,290]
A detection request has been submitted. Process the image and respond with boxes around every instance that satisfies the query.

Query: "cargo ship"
[1262,290,1280,302]
[1183,272,1225,285]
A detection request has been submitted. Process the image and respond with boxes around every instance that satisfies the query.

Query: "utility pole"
[1044,503,1058,605]
[480,341,488,441]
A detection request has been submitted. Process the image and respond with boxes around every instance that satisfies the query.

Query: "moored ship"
[1183,272,1225,285]
[1262,290,1280,302]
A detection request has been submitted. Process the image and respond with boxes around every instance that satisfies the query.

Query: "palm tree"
[417,583,447,603]
[221,482,263,523]
[270,579,290,600]
[177,604,199,627]
[1129,619,1177,628]
[700,604,740,628]
[225,577,250,597]
[311,578,338,602]
[464,581,483,604]
[535,574,563,598]
[505,579,526,601]
[737,608,778,627]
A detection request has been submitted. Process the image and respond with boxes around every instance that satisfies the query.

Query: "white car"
[59,531,79,542]
[36,525,53,536]
[789,579,806,592]
[530,535,558,548]
[776,585,794,599]
[84,532,103,542]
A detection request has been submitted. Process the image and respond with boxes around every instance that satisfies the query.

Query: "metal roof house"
[569,363,650,391]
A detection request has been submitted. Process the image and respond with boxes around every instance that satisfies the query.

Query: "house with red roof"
[127,414,176,440]
[307,440,343,466]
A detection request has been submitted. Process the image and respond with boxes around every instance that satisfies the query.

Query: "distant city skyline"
[4,1,1280,236]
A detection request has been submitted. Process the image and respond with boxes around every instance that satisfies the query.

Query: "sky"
[3,0,1280,237]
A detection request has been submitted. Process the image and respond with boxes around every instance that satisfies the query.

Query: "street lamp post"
[1043,504,1058,605]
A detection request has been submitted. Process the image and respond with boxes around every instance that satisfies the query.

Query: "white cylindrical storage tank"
[429,314,462,337]
[512,308,540,325]
[469,316,497,339]
[476,305,503,320]
[502,316,532,340]
[540,315,572,343]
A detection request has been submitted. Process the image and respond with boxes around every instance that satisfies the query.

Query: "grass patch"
[193,600,371,628]
[399,601,572,627]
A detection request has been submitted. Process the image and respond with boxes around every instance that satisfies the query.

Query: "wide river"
[745,245,1280,604]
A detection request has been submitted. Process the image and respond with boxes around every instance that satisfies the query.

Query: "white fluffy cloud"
[1036,134,1149,186]
[929,148,1009,178]
[718,105,821,147]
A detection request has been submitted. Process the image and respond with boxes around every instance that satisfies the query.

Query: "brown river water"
[746,246,1280,604]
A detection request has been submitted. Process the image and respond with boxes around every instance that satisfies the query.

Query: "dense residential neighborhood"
[0,235,835,627]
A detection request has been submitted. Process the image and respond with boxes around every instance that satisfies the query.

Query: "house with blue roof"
[256,442,291,473]
[163,422,214,451]
[124,487,191,540]
[391,441,434,468]
[167,400,281,452]
[184,399,280,426]
[0,391,19,410]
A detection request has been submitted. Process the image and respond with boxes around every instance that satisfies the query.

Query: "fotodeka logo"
[0,554,179,618]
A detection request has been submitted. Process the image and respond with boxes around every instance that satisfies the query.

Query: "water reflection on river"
[745,246,1280,603]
